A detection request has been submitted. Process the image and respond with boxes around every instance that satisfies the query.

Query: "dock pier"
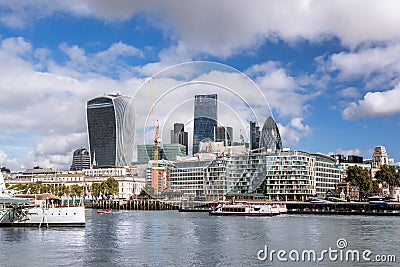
[91,199,180,211]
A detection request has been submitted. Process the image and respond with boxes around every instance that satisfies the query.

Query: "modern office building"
[312,153,341,197]
[192,94,217,155]
[170,123,188,154]
[86,94,135,167]
[259,116,282,151]
[163,144,187,161]
[214,126,233,146]
[137,145,164,164]
[249,121,261,150]
[70,147,91,171]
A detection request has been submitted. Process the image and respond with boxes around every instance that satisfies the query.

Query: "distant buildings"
[70,148,90,171]
[214,126,233,146]
[170,123,188,155]
[86,94,135,167]
[249,121,260,150]
[192,94,217,155]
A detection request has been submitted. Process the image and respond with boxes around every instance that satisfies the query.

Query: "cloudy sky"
[1,0,400,171]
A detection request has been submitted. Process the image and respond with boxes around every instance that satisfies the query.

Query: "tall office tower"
[192,94,217,155]
[70,147,91,171]
[170,123,189,155]
[249,121,260,150]
[86,94,135,167]
[214,126,233,146]
[259,116,282,151]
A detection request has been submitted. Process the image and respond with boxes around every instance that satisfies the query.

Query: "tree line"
[346,165,400,199]
[8,177,119,199]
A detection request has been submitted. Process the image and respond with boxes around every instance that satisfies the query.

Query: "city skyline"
[1,2,400,170]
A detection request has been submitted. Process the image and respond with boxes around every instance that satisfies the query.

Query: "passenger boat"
[0,173,85,227]
[209,203,286,216]
[97,209,112,214]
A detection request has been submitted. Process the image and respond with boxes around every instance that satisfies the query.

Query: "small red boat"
[97,209,112,214]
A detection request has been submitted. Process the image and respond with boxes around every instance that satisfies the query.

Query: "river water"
[0,209,399,266]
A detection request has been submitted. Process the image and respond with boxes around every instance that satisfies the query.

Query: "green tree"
[91,183,101,199]
[70,184,83,197]
[345,166,375,199]
[375,164,400,187]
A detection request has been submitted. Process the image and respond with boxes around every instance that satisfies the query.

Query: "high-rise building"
[170,123,188,154]
[86,94,135,167]
[70,147,91,171]
[192,94,217,155]
[214,126,233,146]
[259,116,282,151]
[249,121,260,150]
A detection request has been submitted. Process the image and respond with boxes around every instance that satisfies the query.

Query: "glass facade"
[259,116,282,151]
[192,94,217,155]
[170,123,188,155]
[86,94,135,167]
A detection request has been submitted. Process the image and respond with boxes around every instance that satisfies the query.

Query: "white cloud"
[3,1,400,56]
[342,83,400,120]
[246,61,316,118]
[278,117,312,146]
[0,37,144,171]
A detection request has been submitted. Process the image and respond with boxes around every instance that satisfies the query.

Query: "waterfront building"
[86,94,135,167]
[70,147,91,171]
[8,167,145,199]
[14,167,62,179]
[259,116,282,151]
[192,94,217,155]
[249,121,260,150]
[214,126,233,146]
[170,123,189,155]
[170,148,340,201]
[312,153,341,197]
[170,161,211,197]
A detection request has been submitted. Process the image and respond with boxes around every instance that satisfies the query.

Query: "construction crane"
[148,79,160,194]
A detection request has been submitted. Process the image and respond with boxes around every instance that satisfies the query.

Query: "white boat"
[209,203,285,216]
[0,173,85,227]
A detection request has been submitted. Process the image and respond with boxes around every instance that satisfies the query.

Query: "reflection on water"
[0,210,399,266]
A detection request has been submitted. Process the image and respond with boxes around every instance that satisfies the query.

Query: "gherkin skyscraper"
[259,116,282,151]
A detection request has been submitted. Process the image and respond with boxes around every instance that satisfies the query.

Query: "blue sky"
[1,1,400,171]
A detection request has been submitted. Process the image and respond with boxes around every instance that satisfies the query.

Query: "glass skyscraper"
[192,94,217,155]
[86,94,135,167]
[259,116,282,151]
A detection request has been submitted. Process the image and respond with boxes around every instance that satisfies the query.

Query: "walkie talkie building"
[86,94,135,167]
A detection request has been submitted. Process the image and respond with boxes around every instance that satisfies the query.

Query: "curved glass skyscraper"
[192,94,217,155]
[86,94,135,167]
[259,116,282,151]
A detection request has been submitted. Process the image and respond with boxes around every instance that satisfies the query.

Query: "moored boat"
[209,203,286,216]
[0,173,85,227]
[97,209,112,214]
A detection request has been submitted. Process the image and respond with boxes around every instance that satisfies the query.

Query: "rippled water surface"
[1,210,399,266]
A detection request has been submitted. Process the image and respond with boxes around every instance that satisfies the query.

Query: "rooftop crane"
[148,79,160,194]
